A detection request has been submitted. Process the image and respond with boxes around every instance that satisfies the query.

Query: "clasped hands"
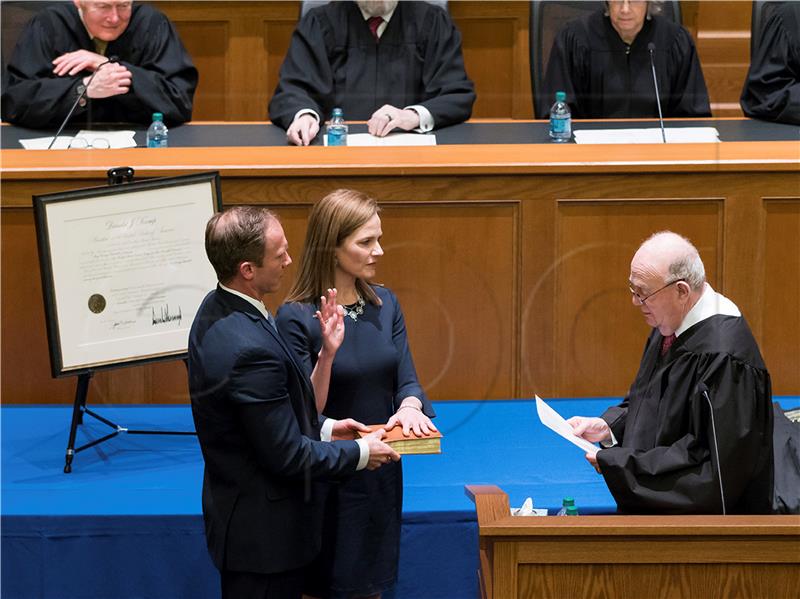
[52,49,132,99]
[287,104,420,146]
[566,416,611,473]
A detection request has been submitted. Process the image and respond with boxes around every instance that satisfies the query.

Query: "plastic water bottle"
[557,496,578,516]
[146,112,168,148]
[549,91,571,143]
[327,107,348,146]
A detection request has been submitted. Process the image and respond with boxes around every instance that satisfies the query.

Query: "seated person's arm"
[269,12,330,140]
[411,8,476,130]
[111,14,197,125]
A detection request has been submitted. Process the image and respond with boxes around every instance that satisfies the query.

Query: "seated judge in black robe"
[568,232,774,514]
[269,0,475,145]
[740,2,800,126]
[1,1,197,128]
[541,1,711,118]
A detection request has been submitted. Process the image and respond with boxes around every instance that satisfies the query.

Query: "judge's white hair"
[643,231,706,291]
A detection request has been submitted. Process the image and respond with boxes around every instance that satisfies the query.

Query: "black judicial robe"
[541,10,710,119]
[1,3,197,128]
[740,2,800,126]
[598,315,774,514]
[268,0,475,129]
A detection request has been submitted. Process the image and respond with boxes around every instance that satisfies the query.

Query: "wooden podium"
[466,485,800,599]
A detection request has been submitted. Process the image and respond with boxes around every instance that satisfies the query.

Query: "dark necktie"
[660,333,676,356]
[367,16,384,42]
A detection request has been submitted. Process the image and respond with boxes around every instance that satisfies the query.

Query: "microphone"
[697,382,726,515]
[47,57,116,150]
[647,42,667,144]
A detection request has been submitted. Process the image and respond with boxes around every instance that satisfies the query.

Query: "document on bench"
[19,130,137,150]
[324,132,437,146]
[535,395,599,456]
[573,127,720,144]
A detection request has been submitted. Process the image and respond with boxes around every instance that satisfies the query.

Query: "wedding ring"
[385,113,392,121]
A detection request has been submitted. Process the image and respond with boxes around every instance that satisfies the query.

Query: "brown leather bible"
[358,424,442,455]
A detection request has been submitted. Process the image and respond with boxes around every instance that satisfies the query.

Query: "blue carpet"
[3,397,797,599]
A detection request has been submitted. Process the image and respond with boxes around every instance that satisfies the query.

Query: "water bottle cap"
[152,112,163,121]
[562,496,575,506]
[555,91,566,102]
[566,506,579,515]
[332,107,343,116]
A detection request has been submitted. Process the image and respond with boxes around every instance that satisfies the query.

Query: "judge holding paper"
[277,189,435,599]
[567,232,774,514]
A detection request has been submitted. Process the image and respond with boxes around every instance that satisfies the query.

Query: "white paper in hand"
[535,395,599,456]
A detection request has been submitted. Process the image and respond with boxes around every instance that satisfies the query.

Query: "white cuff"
[355,438,370,470]
[601,429,618,448]
[320,417,335,441]
[293,108,320,124]
[406,105,434,132]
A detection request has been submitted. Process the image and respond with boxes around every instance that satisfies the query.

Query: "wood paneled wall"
[2,168,798,404]
[148,1,751,121]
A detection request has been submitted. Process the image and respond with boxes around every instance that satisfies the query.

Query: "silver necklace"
[342,296,365,321]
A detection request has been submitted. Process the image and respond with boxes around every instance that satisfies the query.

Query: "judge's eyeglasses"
[628,278,685,304]
[68,138,110,149]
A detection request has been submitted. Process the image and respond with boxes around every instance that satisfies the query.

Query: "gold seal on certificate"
[88,294,106,314]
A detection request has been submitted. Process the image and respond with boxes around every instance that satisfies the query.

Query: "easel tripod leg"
[64,372,92,474]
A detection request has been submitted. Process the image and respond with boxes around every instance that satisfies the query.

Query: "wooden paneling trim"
[3,158,798,402]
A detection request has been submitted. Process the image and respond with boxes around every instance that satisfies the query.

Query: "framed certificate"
[34,172,222,377]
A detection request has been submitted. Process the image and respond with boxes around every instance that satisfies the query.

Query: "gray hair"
[644,230,706,290]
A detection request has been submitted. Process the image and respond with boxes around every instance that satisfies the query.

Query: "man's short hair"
[644,230,706,290]
[205,206,276,283]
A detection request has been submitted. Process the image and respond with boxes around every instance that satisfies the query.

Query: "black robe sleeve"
[740,3,800,125]
[598,349,774,514]
[1,12,83,128]
[412,7,475,128]
[108,10,197,125]
[664,26,712,117]
[268,11,333,130]
[1,5,197,128]
[540,27,588,118]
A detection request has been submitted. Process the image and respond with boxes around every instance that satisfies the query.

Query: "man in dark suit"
[189,205,399,599]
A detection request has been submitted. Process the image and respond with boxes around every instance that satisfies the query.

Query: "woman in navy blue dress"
[277,189,436,599]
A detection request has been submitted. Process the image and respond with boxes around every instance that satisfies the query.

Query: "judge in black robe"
[569,232,773,515]
[740,2,800,126]
[540,8,711,119]
[600,307,774,514]
[268,1,475,136]
[1,2,197,128]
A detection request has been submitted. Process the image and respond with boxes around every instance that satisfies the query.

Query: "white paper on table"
[323,132,437,147]
[18,136,72,150]
[76,129,137,148]
[19,130,137,150]
[535,395,599,456]
[573,127,719,145]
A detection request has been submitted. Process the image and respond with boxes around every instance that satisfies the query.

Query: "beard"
[355,0,399,17]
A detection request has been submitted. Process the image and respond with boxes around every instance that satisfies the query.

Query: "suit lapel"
[216,287,317,415]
